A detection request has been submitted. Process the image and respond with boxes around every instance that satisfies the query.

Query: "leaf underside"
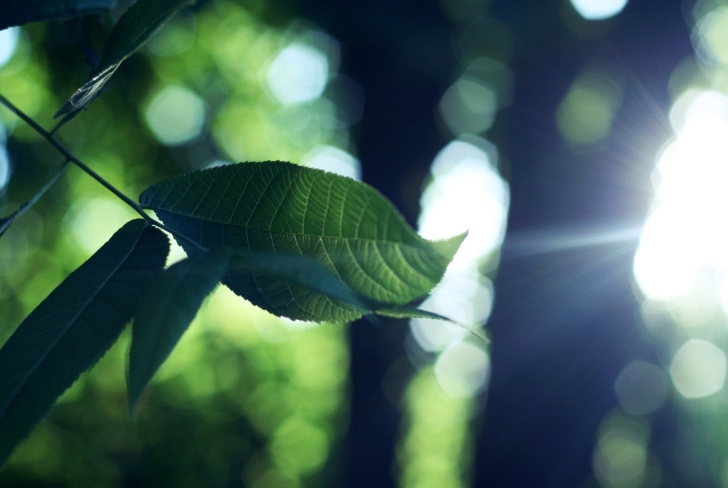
[140,161,465,323]
[230,249,373,313]
[0,0,116,30]
[128,247,229,413]
[0,219,169,466]
[55,0,194,118]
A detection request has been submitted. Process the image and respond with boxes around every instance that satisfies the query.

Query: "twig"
[0,93,208,253]
[0,159,69,237]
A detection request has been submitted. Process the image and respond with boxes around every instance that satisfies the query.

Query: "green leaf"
[139,161,466,323]
[0,220,169,466]
[128,248,229,414]
[375,306,489,343]
[0,0,116,30]
[374,306,457,321]
[230,249,373,313]
[55,0,194,118]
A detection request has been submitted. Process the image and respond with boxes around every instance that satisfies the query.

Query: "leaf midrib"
[162,209,437,253]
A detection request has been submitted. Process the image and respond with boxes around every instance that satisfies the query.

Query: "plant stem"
[0,159,69,237]
[0,93,208,253]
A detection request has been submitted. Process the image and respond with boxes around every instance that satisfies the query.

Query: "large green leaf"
[0,0,116,30]
[128,248,229,414]
[55,0,194,118]
[0,219,169,466]
[139,161,465,323]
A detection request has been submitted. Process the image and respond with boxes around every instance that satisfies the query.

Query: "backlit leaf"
[139,161,465,323]
[55,0,194,118]
[0,220,169,466]
[375,306,488,343]
[128,247,229,414]
[0,0,116,30]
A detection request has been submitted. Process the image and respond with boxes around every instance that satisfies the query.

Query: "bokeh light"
[634,91,728,302]
[438,57,513,137]
[696,6,728,66]
[411,269,493,352]
[145,10,197,58]
[301,144,361,180]
[669,339,726,399]
[613,361,668,415]
[398,369,473,488]
[267,43,330,105]
[412,135,506,393]
[434,341,491,398]
[270,416,329,475]
[570,0,629,21]
[625,2,728,483]
[66,196,140,255]
[556,67,623,146]
[418,137,509,270]
[0,27,18,68]
[145,85,206,146]
[401,94,507,484]
[439,76,498,135]
[593,415,651,488]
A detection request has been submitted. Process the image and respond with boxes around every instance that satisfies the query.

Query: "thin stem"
[0,93,208,253]
[0,159,69,236]
[23,158,69,209]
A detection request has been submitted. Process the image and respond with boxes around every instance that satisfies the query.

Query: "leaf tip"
[431,230,469,261]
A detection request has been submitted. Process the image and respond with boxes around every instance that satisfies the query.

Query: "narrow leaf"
[375,306,489,343]
[0,220,169,466]
[54,65,117,119]
[0,0,116,30]
[140,161,466,323]
[128,247,229,414]
[374,306,456,321]
[55,0,194,118]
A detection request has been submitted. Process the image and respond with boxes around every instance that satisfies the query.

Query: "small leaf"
[55,0,194,118]
[128,248,229,414]
[375,306,489,343]
[54,65,117,119]
[140,161,465,323]
[0,220,169,466]
[0,0,116,30]
[374,305,490,344]
[374,306,456,321]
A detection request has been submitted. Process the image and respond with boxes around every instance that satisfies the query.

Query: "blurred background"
[1,0,727,486]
